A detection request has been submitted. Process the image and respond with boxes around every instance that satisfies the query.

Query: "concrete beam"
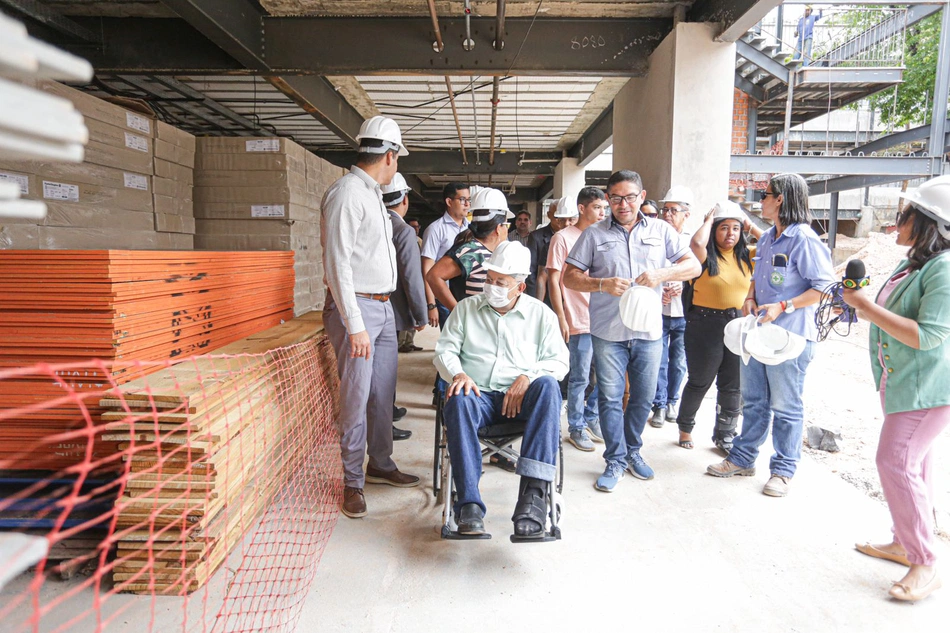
[689,0,784,43]
[262,17,670,76]
[731,154,938,176]
[316,150,562,176]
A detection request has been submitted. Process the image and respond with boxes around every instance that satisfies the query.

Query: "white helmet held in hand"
[618,285,662,340]
[356,115,409,156]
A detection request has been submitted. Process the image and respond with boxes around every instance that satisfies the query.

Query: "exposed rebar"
[444,77,468,165]
[426,0,444,52]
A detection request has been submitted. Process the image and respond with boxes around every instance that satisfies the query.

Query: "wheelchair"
[431,377,563,542]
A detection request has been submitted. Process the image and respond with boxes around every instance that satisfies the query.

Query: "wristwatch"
[427,303,437,310]
[783,299,796,314]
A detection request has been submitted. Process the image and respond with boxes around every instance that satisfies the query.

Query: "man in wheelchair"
[434,241,569,538]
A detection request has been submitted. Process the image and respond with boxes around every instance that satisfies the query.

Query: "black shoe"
[457,503,486,535]
[393,406,407,421]
[512,477,546,538]
[392,426,412,441]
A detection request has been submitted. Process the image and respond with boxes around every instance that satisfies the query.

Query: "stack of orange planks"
[0,250,295,471]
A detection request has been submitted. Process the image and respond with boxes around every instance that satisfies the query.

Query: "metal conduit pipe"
[463,0,475,50]
[444,77,468,165]
[426,0,444,52]
[495,0,506,50]
[488,77,500,165]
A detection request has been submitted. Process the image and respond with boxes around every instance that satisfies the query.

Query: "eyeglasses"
[453,197,472,205]
[608,193,642,206]
[758,190,778,201]
[662,206,685,215]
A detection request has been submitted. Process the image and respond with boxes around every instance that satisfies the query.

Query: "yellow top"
[692,246,755,310]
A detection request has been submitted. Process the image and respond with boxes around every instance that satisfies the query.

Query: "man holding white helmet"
[382,172,427,440]
[435,241,569,537]
[322,115,419,519]
[649,185,693,429]
[564,170,700,493]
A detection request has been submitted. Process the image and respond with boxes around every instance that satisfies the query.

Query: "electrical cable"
[815,280,856,342]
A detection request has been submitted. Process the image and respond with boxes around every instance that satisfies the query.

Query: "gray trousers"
[324,296,398,488]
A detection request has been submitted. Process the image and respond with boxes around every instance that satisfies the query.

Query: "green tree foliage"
[868,13,943,127]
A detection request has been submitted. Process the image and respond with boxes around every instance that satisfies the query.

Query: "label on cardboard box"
[0,171,29,195]
[126,112,151,135]
[124,132,149,153]
[246,139,280,153]
[251,204,286,218]
[43,181,79,202]
[123,173,149,191]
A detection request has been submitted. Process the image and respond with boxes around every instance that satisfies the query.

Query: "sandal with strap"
[678,439,694,450]
[511,478,547,538]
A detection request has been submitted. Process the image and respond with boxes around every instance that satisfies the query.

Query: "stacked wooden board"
[0,82,195,250]
[0,250,295,470]
[98,311,337,593]
[153,120,196,242]
[194,137,345,314]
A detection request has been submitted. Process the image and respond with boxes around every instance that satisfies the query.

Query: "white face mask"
[484,283,514,308]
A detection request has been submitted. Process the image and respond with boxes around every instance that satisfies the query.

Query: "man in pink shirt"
[546,187,609,451]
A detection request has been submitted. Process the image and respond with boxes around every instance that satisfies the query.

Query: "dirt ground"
[803,230,950,540]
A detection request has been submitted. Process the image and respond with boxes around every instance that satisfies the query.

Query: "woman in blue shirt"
[706,173,835,497]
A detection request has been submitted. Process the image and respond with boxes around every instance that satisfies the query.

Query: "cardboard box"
[155,121,196,153]
[35,226,191,250]
[153,177,193,200]
[29,178,153,213]
[84,118,153,154]
[0,161,150,194]
[154,158,194,184]
[194,233,292,251]
[155,213,196,234]
[84,140,153,175]
[155,139,195,168]
[40,203,156,231]
[0,223,40,249]
[194,170,296,188]
[196,137,307,158]
[39,82,154,136]
[193,185,312,206]
[195,218,297,236]
[193,153,305,174]
[153,194,194,217]
[193,202,316,221]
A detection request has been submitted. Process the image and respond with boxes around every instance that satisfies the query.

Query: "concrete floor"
[297,328,948,632]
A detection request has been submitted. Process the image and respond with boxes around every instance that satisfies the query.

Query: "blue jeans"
[728,341,815,478]
[592,336,663,468]
[654,316,686,408]
[443,375,561,515]
[567,333,599,432]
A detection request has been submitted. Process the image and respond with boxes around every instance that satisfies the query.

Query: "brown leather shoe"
[342,486,367,518]
[365,465,420,488]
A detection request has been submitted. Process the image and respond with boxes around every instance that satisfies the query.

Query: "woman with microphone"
[844,175,950,602]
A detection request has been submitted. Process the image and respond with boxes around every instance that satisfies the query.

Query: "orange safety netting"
[0,328,343,633]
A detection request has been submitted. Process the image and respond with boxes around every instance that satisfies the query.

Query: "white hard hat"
[898,175,950,239]
[618,285,662,339]
[483,241,531,276]
[743,323,807,366]
[553,195,579,218]
[356,115,409,156]
[660,185,694,208]
[712,200,746,222]
[470,188,512,220]
[380,172,410,207]
[723,315,757,365]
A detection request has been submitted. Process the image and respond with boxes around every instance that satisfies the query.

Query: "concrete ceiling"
[259,1,683,18]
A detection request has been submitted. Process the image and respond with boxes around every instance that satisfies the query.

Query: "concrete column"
[613,22,735,226]
[553,157,586,201]
[525,200,540,225]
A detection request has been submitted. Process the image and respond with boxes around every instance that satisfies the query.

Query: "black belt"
[689,306,740,318]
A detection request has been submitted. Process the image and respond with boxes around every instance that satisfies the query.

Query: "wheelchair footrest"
[509,532,559,544]
[442,525,492,540]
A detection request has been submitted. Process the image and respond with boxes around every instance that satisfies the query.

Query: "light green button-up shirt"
[434,293,569,392]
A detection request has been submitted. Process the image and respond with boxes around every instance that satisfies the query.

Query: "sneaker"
[594,462,625,492]
[706,459,756,478]
[649,407,666,429]
[666,401,679,422]
[626,452,655,480]
[586,419,605,443]
[567,429,595,452]
[763,475,790,497]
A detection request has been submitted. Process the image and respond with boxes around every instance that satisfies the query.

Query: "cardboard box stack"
[0,82,193,250]
[153,121,196,244]
[194,137,345,314]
